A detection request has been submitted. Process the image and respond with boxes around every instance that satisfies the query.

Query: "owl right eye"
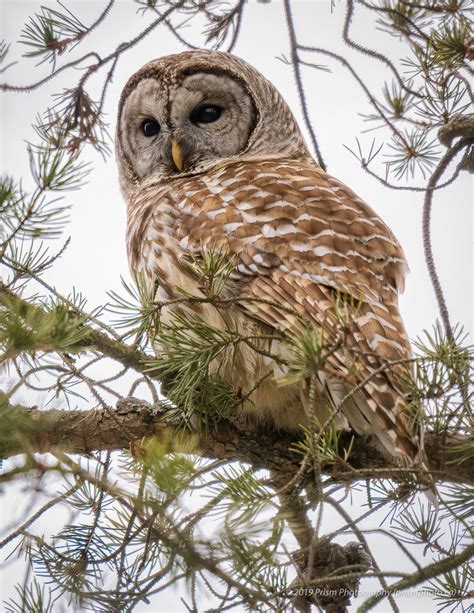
[141,119,160,137]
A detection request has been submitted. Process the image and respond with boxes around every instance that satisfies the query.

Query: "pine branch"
[0,1,184,93]
[1,396,472,485]
[438,112,474,147]
[358,541,474,612]
[283,0,326,170]
[0,281,154,379]
[422,136,472,342]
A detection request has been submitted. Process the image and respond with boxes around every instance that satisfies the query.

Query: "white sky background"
[0,1,472,611]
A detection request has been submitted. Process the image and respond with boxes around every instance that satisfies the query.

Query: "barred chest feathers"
[126,176,314,430]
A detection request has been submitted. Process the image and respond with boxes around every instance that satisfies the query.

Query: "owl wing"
[174,158,420,463]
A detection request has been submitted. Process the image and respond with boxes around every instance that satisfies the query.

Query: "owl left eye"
[141,119,160,137]
[190,105,223,124]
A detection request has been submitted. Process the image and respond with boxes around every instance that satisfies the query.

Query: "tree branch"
[422,136,473,342]
[358,541,474,612]
[0,280,155,380]
[283,0,326,170]
[1,397,472,485]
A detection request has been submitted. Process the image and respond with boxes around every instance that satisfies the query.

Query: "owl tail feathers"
[403,455,439,508]
[394,436,439,508]
[357,403,439,506]
[341,388,438,504]
[418,463,439,508]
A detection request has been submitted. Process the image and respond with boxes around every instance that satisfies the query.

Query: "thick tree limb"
[1,397,472,485]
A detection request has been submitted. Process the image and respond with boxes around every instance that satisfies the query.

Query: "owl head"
[116,50,310,198]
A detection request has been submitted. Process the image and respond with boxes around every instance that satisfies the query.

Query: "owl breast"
[126,175,311,430]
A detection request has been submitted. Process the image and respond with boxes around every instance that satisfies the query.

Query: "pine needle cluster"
[347,0,473,183]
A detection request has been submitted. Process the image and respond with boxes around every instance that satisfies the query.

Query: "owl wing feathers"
[242,258,419,462]
[171,158,420,463]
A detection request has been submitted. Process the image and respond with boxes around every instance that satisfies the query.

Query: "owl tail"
[388,424,439,508]
[343,386,439,506]
[383,441,438,507]
[418,463,439,507]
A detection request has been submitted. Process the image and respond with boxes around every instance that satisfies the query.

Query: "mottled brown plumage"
[116,50,426,469]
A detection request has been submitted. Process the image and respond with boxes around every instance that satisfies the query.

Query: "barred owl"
[116,50,425,470]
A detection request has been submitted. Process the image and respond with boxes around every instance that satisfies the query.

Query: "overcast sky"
[0,1,472,611]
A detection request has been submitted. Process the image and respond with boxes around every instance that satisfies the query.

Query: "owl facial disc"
[116,50,309,197]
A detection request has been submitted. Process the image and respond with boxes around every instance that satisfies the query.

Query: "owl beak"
[171,139,184,172]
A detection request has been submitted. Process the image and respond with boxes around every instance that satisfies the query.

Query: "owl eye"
[190,105,222,125]
[141,119,160,137]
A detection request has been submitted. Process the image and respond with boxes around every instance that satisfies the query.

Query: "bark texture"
[1,397,472,484]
